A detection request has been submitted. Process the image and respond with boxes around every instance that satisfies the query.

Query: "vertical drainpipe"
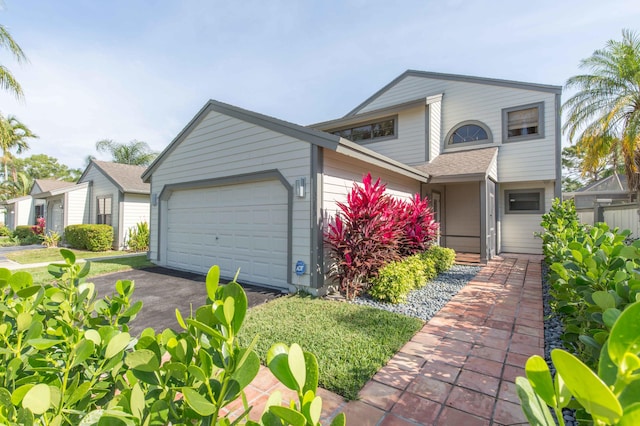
[310,144,324,289]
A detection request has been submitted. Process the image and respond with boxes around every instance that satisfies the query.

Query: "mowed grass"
[5,248,133,264]
[19,255,154,286]
[238,294,424,400]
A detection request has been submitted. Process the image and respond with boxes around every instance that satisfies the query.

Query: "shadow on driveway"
[90,266,284,336]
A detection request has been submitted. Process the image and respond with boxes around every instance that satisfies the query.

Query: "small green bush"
[370,254,437,303]
[13,225,34,239]
[65,224,114,251]
[126,221,149,252]
[0,224,11,236]
[369,260,415,303]
[424,245,456,273]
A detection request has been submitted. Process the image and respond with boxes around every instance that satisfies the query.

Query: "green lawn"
[237,294,424,400]
[20,255,154,286]
[5,248,133,264]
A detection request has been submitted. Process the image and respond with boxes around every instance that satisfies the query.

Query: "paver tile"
[374,365,419,390]
[407,375,453,404]
[359,381,403,411]
[391,391,442,424]
[379,413,421,426]
[436,406,491,426]
[470,345,506,363]
[493,399,528,425]
[445,386,495,419]
[420,360,461,384]
[463,356,504,378]
[456,369,500,397]
[343,401,385,426]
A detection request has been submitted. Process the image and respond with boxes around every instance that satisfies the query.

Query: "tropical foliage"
[95,139,158,166]
[0,22,27,98]
[11,154,81,182]
[0,113,37,182]
[0,250,345,425]
[563,29,640,193]
[521,198,640,424]
[324,173,438,299]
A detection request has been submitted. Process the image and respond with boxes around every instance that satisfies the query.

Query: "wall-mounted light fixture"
[295,178,306,198]
[152,193,158,206]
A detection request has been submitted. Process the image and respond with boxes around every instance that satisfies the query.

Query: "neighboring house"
[77,161,150,249]
[1,162,150,249]
[2,195,33,230]
[142,70,562,293]
[31,179,85,234]
[563,173,633,209]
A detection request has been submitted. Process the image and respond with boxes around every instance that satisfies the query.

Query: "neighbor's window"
[502,102,544,142]
[446,120,493,147]
[331,117,396,142]
[505,189,544,214]
[97,196,112,225]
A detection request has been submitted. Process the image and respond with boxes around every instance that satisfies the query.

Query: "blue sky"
[1,0,640,170]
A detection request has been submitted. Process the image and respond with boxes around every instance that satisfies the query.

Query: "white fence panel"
[602,204,640,238]
[576,209,594,226]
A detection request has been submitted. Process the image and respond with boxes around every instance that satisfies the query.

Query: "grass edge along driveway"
[238,294,424,400]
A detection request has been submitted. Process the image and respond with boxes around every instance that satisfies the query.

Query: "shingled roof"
[416,147,498,183]
[86,161,150,194]
[31,179,76,194]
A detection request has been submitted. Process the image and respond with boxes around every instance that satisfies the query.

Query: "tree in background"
[0,22,27,98]
[563,29,640,193]
[11,153,82,182]
[562,144,624,192]
[0,170,29,199]
[95,139,158,166]
[0,113,36,182]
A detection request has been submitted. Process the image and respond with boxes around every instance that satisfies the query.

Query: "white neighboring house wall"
[5,196,33,230]
[64,184,90,228]
[121,194,150,249]
[147,109,313,288]
[79,164,121,247]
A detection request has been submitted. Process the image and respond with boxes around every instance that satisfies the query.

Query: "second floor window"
[502,102,544,142]
[97,196,112,226]
[331,117,396,142]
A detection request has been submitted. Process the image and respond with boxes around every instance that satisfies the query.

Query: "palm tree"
[563,29,640,193]
[95,139,158,166]
[0,170,30,200]
[0,113,36,182]
[0,23,27,99]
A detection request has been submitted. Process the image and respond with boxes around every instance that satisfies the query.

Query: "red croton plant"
[325,173,438,299]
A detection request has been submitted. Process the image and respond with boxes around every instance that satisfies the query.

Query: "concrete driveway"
[90,266,284,336]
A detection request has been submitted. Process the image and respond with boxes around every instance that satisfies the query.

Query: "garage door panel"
[166,180,288,289]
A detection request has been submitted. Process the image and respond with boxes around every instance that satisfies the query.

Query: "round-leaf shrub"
[13,225,34,240]
[65,224,114,251]
[423,245,456,273]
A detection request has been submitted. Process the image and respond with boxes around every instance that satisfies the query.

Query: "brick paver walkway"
[231,254,544,425]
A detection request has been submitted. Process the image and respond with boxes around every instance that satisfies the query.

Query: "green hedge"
[64,224,114,251]
[369,246,455,304]
[13,225,34,239]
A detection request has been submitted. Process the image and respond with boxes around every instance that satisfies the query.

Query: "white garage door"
[166,180,288,289]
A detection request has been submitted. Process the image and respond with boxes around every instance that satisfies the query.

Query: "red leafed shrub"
[394,194,439,257]
[325,174,401,299]
[31,217,45,236]
[325,174,440,299]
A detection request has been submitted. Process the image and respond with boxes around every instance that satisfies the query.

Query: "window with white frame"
[97,196,112,225]
[505,189,544,214]
[502,102,544,142]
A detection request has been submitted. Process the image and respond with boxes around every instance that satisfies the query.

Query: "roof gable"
[79,161,150,194]
[30,179,75,195]
[142,99,429,183]
[346,70,562,117]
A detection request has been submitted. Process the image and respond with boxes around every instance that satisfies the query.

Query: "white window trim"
[502,102,545,143]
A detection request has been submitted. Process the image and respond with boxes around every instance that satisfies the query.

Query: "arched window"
[446,120,493,147]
